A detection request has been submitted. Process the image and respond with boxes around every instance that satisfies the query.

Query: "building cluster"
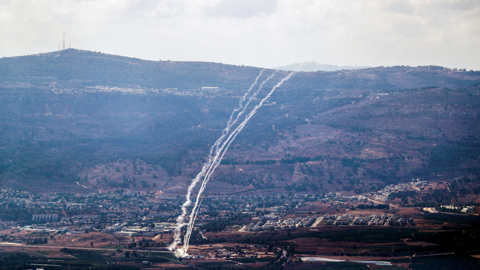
[245,216,313,232]
[32,214,58,222]
[369,180,431,202]
[319,214,415,226]
[103,222,176,237]
[440,205,475,214]
[86,86,148,94]
[0,221,18,229]
[244,213,415,232]
[214,245,269,259]
[1,182,467,246]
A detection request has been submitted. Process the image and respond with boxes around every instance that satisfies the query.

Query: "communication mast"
[62,32,66,50]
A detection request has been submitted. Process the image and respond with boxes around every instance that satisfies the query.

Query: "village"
[0,179,475,245]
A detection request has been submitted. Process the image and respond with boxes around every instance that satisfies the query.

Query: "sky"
[1,0,479,70]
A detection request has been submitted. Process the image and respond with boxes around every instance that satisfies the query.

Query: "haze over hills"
[1,49,480,204]
[275,62,370,72]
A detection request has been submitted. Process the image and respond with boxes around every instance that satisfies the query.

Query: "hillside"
[276,62,369,72]
[1,49,480,201]
[0,49,260,90]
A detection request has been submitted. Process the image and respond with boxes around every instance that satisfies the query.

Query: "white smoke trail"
[222,69,266,143]
[170,72,274,253]
[168,69,266,251]
[179,73,276,252]
[177,67,301,257]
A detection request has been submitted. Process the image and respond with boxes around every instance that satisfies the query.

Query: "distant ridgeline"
[275,62,370,72]
[1,49,480,197]
[0,49,260,90]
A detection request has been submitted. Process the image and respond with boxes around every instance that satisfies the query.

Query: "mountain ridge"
[0,48,265,90]
[276,61,370,72]
[1,49,480,203]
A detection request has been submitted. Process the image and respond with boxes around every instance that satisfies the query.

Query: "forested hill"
[1,49,477,92]
[0,49,261,90]
[1,49,480,199]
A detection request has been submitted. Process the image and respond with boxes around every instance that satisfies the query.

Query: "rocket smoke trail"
[169,66,301,257]
[179,68,300,256]
[168,69,267,252]
[179,73,276,251]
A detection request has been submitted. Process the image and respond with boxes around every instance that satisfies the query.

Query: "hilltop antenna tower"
[62,32,66,50]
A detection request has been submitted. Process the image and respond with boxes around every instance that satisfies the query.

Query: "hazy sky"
[1,0,479,70]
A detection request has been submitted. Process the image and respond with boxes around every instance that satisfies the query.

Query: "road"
[0,242,173,254]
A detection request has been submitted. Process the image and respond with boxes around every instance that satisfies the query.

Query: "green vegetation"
[200,213,251,233]
[410,255,480,270]
[302,228,417,244]
[0,253,37,270]
[230,257,274,263]
[429,144,480,170]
